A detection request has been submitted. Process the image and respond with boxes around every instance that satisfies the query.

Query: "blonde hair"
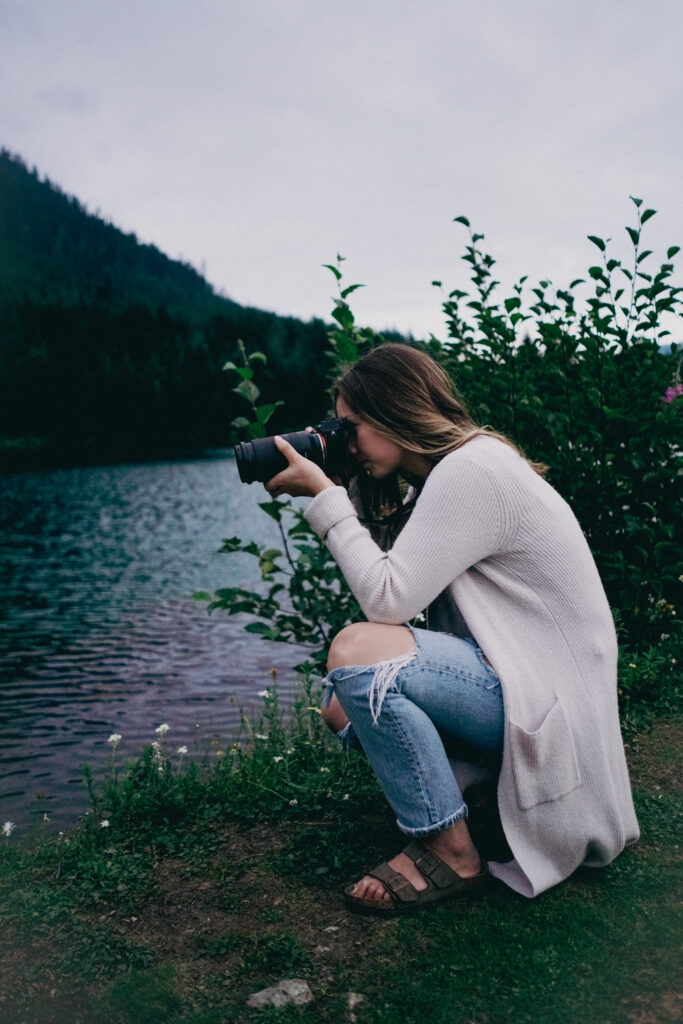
[334,343,547,476]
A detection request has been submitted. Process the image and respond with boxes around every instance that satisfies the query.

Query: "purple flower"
[663,384,683,404]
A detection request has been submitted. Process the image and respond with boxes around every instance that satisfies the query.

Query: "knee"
[327,622,416,673]
[320,693,349,733]
[327,623,375,672]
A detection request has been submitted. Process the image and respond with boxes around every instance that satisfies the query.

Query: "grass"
[0,682,681,1024]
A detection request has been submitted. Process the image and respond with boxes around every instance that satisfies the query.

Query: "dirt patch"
[624,718,682,793]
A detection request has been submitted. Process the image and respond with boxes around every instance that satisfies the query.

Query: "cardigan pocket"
[509,698,582,810]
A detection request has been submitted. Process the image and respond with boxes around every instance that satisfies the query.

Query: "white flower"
[319,767,330,773]
[273,756,283,763]
[155,723,170,736]
[286,748,294,755]
[289,799,298,806]
[257,689,271,698]
[2,821,15,837]
[176,746,188,755]
[100,820,110,828]
[343,794,350,801]
[255,733,268,740]
[42,813,50,823]
[108,733,122,748]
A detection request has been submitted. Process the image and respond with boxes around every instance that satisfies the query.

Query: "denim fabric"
[324,626,504,836]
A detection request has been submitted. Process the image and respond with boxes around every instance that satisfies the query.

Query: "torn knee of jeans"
[369,649,417,726]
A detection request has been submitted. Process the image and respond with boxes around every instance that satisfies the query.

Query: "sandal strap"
[402,839,458,889]
[367,861,419,903]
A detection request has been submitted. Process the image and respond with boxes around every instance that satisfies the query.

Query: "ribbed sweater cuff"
[304,486,358,539]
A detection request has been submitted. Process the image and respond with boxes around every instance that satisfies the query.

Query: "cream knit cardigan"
[304,436,639,897]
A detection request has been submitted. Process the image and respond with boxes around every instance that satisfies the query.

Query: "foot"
[348,824,482,903]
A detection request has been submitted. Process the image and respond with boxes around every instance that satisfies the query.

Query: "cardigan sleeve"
[304,450,512,624]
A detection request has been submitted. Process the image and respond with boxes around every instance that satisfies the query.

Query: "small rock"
[323,925,339,932]
[247,979,313,1009]
[347,991,364,1021]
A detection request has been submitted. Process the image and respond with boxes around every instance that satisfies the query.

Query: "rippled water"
[0,455,312,832]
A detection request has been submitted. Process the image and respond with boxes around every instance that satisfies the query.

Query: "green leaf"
[587,235,606,252]
[340,283,365,300]
[334,335,359,361]
[255,401,284,425]
[640,208,657,225]
[259,499,287,521]
[218,537,244,552]
[230,416,251,429]
[232,379,260,404]
[667,246,680,259]
[323,263,342,281]
[630,195,643,208]
[234,366,254,380]
[625,226,639,247]
[432,280,442,288]
[222,360,238,372]
[248,351,267,364]
[192,591,212,601]
[453,215,470,227]
[331,302,354,331]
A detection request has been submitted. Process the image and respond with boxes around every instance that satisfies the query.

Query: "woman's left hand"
[265,436,337,498]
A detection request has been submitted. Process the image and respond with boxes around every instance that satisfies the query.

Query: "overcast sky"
[2,0,682,341]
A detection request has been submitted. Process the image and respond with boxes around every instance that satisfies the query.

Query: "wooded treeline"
[0,150,339,467]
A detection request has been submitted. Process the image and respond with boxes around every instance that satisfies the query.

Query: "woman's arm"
[270,437,513,624]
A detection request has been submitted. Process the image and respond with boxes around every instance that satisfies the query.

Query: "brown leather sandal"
[344,839,488,915]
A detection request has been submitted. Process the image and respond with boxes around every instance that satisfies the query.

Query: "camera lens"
[234,431,324,484]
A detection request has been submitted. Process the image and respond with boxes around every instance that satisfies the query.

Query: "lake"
[0,454,313,834]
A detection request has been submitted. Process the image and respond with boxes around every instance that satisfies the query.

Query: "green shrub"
[204,207,682,714]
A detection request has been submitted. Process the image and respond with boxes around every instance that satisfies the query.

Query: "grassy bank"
[1,686,681,1024]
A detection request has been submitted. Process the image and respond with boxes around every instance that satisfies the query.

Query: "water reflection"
[0,455,313,831]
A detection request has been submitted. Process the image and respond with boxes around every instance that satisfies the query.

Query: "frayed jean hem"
[396,802,468,837]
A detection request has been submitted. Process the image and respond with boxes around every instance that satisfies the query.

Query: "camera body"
[234,417,353,484]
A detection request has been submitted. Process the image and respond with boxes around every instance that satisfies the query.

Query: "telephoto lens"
[234,418,351,484]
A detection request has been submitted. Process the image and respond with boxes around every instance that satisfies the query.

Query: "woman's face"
[336,397,405,479]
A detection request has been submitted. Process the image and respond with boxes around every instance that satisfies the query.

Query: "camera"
[234,417,353,484]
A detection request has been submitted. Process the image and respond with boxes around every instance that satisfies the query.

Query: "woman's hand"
[265,436,337,499]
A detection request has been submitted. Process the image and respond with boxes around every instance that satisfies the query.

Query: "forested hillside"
[0,150,334,467]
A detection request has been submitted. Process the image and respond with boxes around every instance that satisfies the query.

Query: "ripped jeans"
[323,625,504,837]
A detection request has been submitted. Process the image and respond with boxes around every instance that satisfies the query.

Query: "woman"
[266,343,639,913]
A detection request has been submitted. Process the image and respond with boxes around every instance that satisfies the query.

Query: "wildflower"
[176,745,188,755]
[662,383,683,403]
[100,820,110,828]
[155,723,170,736]
[42,813,50,823]
[108,733,122,748]
[286,748,293,755]
[270,667,277,677]
[343,794,350,800]
[257,689,271,698]
[307,706,321,714]
[2,821,15,837]
[255,733,268,740]
[319,766,330,773]
[629,663,636,668]
[215,750,224,757]
[289,799,298,806]
[273,756,284,763]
